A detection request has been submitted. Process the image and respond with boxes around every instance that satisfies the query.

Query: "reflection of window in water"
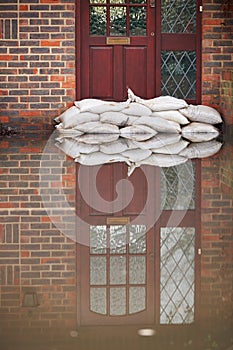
[90,224,147,316]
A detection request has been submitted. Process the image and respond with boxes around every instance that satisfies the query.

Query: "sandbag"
[128,88,188,111]
[100,112,129,126]
[75,151,129,166]
[75,121,120,134]
[181,122,219,142]
[138,154,188,167]
[100,139,129,154]
[180,104,223,124]
[55,138,99,158]
[120,125,157,141]
[74,98,107,112]
[179,140,222,159]
[54,106,80,127]
[134,116,181,133]
[133,134,181,150]
[125,115,140,125]
[122,102,152,116]
[152,139,189,154]
[77,133,119,144]
[121,148,152,162]
[151,110,189,125]
[84,101,131,114]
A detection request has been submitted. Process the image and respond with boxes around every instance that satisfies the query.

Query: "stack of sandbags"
[54,88,223,174]
[55,132,222,176]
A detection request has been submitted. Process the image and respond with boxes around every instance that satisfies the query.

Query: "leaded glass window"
[161,0,196,33]
[161,50,196,99]
[160,227,195,324]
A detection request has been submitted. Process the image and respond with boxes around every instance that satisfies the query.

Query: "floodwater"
[0,127,232,350]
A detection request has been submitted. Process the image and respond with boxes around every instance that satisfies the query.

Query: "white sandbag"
[122,102,152,116]
[55,139,80,159]
[121,148,152,162]
[179,140,222,159]
[125,115,140,125]
[74,98,107,112]
[100,112,129,126]
[181,132,219,143]
[152,139,189,154]
[133,134,181,150]
[85,101,130,114]
[75,121,119,134]
[55,123,84,136]
[54,106,80,127]
[55,139,99,158]
[151,110,189,125]
[128,88,188,111]
[179,104,222,124]
[77,133,119,144]
[75,152,129,166]
[138,154,188,167]
[134,116,181,133]
[61,112,99,129]
[120,125,157,141]
[181,122,219,142]
[100,139,129,154]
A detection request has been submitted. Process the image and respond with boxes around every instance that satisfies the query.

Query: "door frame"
[75,0,202,103]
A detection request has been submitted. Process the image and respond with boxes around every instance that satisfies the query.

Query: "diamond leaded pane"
[160,227,195,324]
[161,0,196,33]
[161,51,196,99]
[161,162,195,210]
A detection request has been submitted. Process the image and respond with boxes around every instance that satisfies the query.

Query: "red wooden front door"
[79,0,156,101]
[77,0,202,103]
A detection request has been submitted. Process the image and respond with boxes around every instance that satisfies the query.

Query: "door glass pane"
[90,0,107,3]
[130,0,146,3]
[110,0,126,3]
[161,50,196,99]
[129,256,146,284]
[90,256,107,285]
[161,0,196,33]
[90,6,106,36]
[90,287,107,314]
[110,256,126,284]
[130,6,146,36]
[110,225,126,254]
[110,6,126,36]
[129,224,146,253]
[161,163,195,210]
[110,287,126,315]
[160,227,195,324]
[129,287,146,314]
[90,225,107,254]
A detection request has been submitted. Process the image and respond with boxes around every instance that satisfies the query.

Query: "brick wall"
[0,134,77,342]
[220,70,233,126]
[202,0,233,114]
[0,0,76,131]
[200,145,233,324]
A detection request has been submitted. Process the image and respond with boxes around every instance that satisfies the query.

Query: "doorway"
[76,0,201,103]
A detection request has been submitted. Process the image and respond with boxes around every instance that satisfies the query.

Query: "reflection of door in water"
[78,0,201,103]
[76,162,200,326]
